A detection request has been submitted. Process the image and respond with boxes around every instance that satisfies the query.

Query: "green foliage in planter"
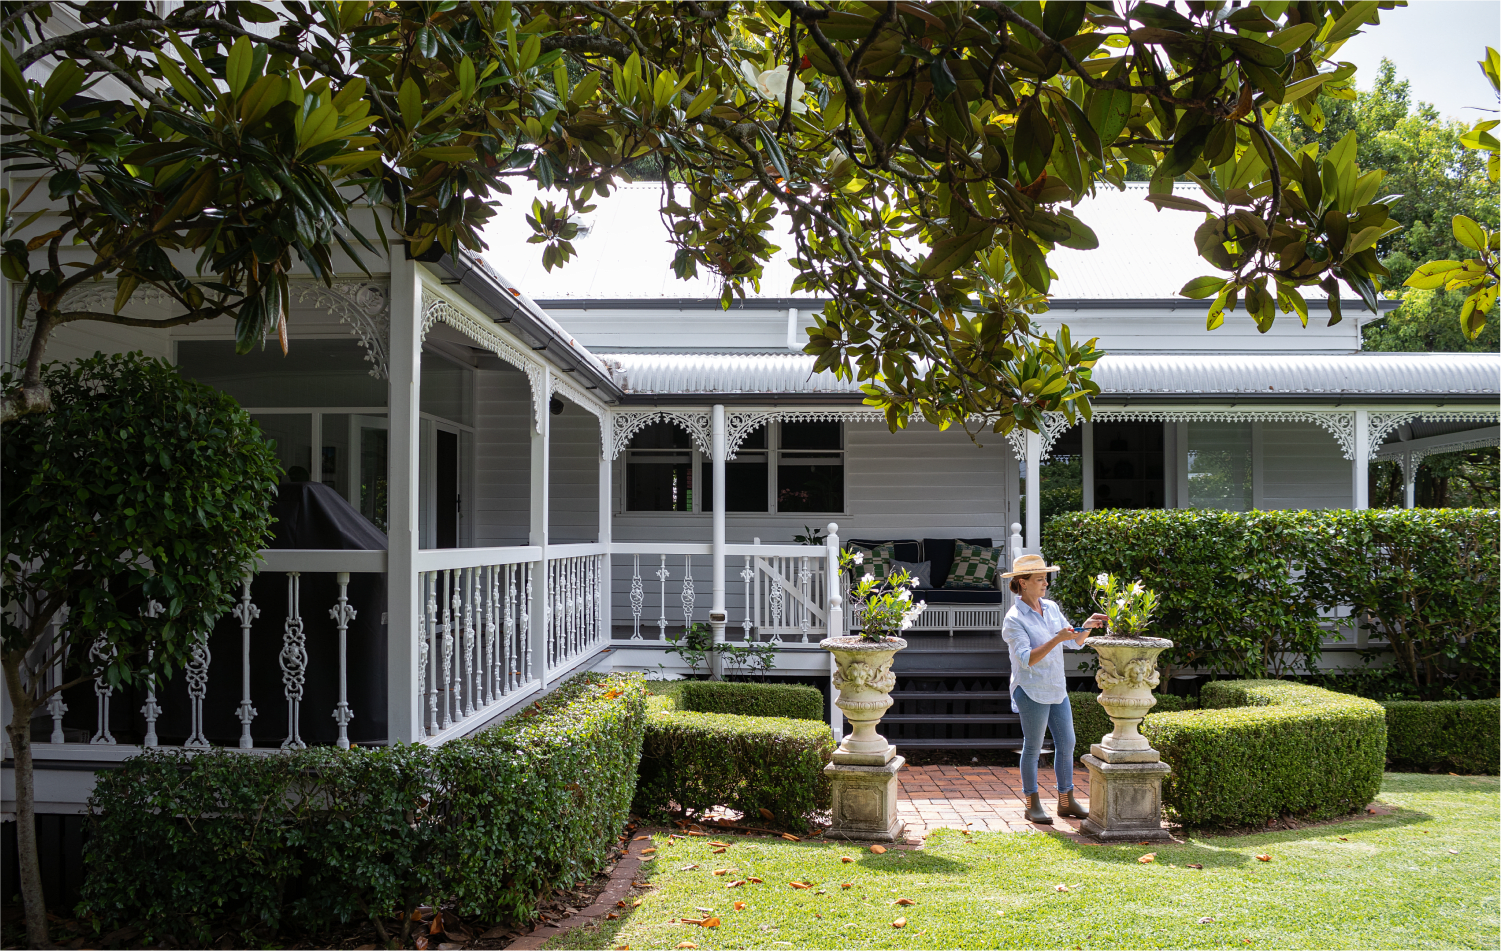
[1043,509,1499,697]
[1068,691,1197,755]
[636,692,832,829]
[1144,680,1386,828]
[78,673,647,946]
[676,680,824,721]
[1381,699,1501,775]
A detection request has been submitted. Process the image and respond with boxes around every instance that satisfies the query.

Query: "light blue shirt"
[1002,597,1077,707]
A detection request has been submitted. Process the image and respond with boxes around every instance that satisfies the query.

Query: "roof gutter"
[424,251,624,401]
[532,297,1400,313]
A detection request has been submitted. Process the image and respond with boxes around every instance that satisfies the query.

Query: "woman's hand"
[1083,613,1108,629]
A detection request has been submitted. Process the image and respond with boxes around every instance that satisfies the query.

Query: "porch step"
[889,738,1029,750]
[881,714,1020,725]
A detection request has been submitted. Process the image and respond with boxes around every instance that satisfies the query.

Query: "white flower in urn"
[740,61,807,113]
[863,572,875,584]
[852,551,865,565]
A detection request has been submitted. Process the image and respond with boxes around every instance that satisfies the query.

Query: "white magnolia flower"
[852,551,865,565]
[740,61,808,113]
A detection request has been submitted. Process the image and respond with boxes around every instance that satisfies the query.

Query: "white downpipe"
[709,404,727,679]
[786,307,800,350]
[599,416,614,655]
[531,368,552,682]
[1025,428,1042,550]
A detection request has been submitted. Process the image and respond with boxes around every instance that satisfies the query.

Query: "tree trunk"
[3,654,52,949]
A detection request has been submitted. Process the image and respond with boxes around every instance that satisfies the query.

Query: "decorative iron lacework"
[610,410,713,459]
[725,408,886,458]
[420,290,549,434]
[1087,408,1359,459]
[298,282,390,380]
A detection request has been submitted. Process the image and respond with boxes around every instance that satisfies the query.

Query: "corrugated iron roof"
[481,181,1239,301]
[603,351,1501,398]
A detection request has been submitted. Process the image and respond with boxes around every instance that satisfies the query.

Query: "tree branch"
[15,9,210,70]
[0,0,48,35]
[576,1,650,62]
[540,33,634,62]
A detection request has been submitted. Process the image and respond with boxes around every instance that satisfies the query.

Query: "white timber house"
[3,180,1499,820]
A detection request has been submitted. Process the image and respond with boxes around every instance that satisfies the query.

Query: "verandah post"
[1024,428,1042,550]
[825,521,843,744]
[709,404,727,679]
[599,414,613,650]
[530,367,552,685]
[387,255,423,743]
[1353,408,1370,510]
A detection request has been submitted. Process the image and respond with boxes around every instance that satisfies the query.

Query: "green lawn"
[550,774,1498,950]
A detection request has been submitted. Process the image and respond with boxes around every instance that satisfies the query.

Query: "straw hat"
[1000,553,1062,578]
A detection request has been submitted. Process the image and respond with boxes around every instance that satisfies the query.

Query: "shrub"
[1143,680,1386,828]
[79,673,647,945]
[1068,691,1197,754]
[1381,699,1501,775]
[1043,509,1500,697]
[636,691,832,829]
[676,680,824,720]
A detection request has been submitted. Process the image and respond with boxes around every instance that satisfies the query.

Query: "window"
[625,420,845,514]
[777,420,844,513]
[626,422,694,511]
[1186,422,1252,511]
[703,425,769,512]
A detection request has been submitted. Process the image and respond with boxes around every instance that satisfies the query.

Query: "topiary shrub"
[78,672,647,947]
[1069,691,1197,754]
[677,680,824,720]
[1381,699,1501,775]
[635,691,832,829]
[1143,680,1386,828]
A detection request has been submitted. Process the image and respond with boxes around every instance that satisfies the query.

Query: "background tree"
[1,353,279,947]
[4,0,1409,438]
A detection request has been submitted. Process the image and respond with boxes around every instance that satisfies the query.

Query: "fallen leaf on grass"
[816,889,827,894]
[892,917,907,929]
[747,877,764,884]
[712,847,727,854]
[726,880,744,888]
[841,883,853,890]
[870,845,887,854]
[1055,884,1070,892]
[712,869,729,876]
[840,856,854,863]
[676,943,698,949]
[688,830,707,836]
[605,912,619,920]
[617,900,627,908]
[1448,849,1459,855]
[634,835,651,841]
[1138,853,1156,864]
[641,848,657,855]
[1256,854,1271,862]
[1449,772,1459,776]
[760,808,776,820]
[1337,837,1348,842]
[631,899,643,908]
[1186,863,1203,870]
[734,901,746,910]
[681,864,699,871]
[893,898,917,905]
[709,841,731,848]
[782,833,801,841]
[414,937,428,951]
[1198,916,1215,924]
[789,881,812,889]
[430,910,445,934]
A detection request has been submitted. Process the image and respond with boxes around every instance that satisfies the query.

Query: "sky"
[1336,1,1500,122]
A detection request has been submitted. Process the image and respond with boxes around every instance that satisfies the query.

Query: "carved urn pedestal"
[1079,635,1175,843]
[820,635,907,843]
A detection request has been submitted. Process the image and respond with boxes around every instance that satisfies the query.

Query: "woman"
[1000,553,1107,825]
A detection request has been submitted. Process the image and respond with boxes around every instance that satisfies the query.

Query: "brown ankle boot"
[1025,791,1053,825]
[1056,789,1089,819]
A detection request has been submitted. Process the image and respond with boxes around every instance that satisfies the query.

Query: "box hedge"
[635,684,833,828]
[1381,699,1500,775]
[1143,680,1386,828]
[676,680,824,720]
[78,672,647,946]
[1068,691,1197,754]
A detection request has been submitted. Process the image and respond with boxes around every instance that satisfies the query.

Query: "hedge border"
[1381,699,1500,775]
[676,680,824,720]
[1068,691,1197,755]
[1144,680,1386,828]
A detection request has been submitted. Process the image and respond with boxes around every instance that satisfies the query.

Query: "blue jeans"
[1012,688,1076,796]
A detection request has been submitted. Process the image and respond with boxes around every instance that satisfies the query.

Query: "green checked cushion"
[847,543,896,583]
[943,542,1003,589]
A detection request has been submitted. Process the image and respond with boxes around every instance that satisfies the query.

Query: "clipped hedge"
[1068,691,1197,755]
[676,680,824,720]
[635,688,832,828]
[1381,699,1501,775]
[1043,509,1499,697]
[79,673,647,945]
[1143,680,1386,828]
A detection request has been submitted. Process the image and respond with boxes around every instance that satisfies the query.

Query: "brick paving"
[897,764,1094,841]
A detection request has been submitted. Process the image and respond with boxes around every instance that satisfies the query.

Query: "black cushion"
[923,537,993,589]
[847,538,923,564]
[914,587,1007,605]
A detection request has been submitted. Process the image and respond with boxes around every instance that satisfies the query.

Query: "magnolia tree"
[1,354,279,948]
[1,0,1454,437]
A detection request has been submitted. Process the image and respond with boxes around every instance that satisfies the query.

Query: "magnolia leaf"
[1403,259,1461,290]
[1452,215,1486,252]
[1147,194,1213,214]
[1180,276,1229,300]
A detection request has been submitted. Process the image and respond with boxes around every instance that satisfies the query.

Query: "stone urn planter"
[1080,634,1175,842]
[820,634,907,842]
